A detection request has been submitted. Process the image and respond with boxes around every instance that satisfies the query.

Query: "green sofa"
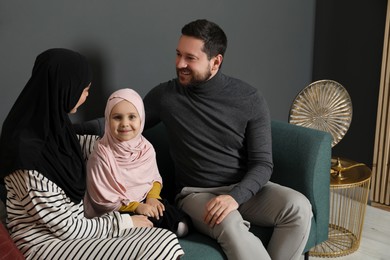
[0,120,332,259]
[73,119,332,259]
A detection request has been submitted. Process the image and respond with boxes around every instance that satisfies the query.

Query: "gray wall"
[0,0,316,127]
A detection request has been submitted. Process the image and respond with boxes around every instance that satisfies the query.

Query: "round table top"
[330,157,371,186]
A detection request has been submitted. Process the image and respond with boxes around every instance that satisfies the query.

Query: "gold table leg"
[309,158,371,257]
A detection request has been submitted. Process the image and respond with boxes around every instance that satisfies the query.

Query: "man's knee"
[213,211,267,259]
[212,210,250,240]
[293,192,312,217]
[281,191,312,225]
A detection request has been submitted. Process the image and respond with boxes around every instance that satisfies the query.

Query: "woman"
[0,48,184,259]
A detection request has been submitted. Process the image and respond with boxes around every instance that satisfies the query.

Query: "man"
[144,19,312,260]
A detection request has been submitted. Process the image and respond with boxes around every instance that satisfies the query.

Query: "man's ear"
[211,54,223,71]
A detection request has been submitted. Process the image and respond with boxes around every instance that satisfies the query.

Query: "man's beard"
[176,68,212,87]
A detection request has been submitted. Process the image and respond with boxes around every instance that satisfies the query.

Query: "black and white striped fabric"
[78,135,100,162]
[4,135,184,259]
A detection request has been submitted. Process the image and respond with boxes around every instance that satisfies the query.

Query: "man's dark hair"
[181,19,227,60]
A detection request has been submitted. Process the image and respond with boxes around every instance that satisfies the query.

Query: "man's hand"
[203,195,239,227]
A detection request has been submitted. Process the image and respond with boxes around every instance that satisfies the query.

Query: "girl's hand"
[146,198,165,217]
[135,203,161,219]
[131,215,153,227]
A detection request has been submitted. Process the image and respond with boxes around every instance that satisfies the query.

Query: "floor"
[300,205,390,260]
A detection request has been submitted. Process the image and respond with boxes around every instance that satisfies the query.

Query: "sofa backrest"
[143,121,332,204]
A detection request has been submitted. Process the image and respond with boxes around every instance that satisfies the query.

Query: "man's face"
[175,35,215,86]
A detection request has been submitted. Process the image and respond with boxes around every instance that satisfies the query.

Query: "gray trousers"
[177,182,312,260]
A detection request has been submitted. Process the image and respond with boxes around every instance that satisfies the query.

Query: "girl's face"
[109,100,141,141]
[70,83,91,114]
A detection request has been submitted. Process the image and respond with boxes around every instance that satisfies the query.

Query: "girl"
[84,88,188,237]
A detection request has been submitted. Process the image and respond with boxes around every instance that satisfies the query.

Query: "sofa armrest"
[270,120,332,245]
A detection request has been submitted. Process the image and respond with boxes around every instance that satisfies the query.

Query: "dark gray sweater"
[144,72,273,205]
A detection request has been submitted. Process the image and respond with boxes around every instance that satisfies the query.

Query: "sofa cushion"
[180,233,226,259]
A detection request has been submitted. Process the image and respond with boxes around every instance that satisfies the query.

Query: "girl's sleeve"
[119,182,162,212]
[146,181,162,199]
[119,201,140,212]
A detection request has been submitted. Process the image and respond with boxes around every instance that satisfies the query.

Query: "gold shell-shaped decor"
[288,80,352,147]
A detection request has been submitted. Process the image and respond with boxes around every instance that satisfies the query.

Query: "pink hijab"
[84,88,162,218]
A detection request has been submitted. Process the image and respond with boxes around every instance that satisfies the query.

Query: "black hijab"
[0,48,92,203]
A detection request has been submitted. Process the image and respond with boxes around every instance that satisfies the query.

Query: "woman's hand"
[131,215,153,227]
[135,202,162,219]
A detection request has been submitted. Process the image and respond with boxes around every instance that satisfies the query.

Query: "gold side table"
[309,157,371,257]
